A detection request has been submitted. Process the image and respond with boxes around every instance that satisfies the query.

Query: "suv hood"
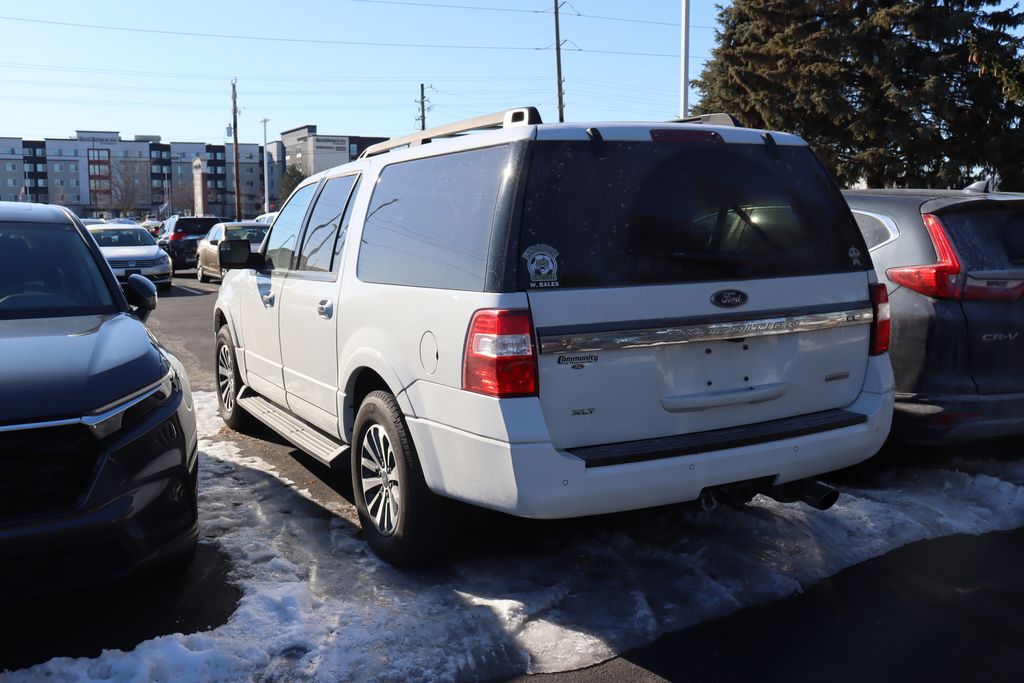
[0,314,165,424]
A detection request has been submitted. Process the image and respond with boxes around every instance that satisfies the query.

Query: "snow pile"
[7,393,1024,681]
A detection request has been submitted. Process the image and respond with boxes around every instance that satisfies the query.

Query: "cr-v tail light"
[168,230,186,241]
[885,213,963,299]
[869,283,891,355]
[463,309,538,397]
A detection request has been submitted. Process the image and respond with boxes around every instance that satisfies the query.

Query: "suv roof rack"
[360,106,543,159]
[667,113,742,127]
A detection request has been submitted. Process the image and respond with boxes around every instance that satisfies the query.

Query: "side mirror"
[209,238,220,246]
[220,239,263,270]
[124,273,157,322]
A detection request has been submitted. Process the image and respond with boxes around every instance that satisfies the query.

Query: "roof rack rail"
[667,113,742,127]
[359,106,543,159]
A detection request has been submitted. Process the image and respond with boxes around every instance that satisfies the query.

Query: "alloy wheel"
[360,424,401,536]
[217,343,235,412]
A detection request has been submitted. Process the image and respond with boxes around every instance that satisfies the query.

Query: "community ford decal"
[710,289,749,308]
[558,354,598,369]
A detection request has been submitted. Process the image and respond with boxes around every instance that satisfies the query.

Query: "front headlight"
[82,366,178,439]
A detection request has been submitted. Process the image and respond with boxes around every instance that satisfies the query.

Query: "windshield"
[89,228,156,247]
[519,140,870,289]
[939,204,1024,269]
[226,226,268,243]
[0,222,116,319]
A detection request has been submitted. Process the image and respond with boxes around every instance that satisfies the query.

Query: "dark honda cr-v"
[0,202,199,592]
[845,190,1024,442]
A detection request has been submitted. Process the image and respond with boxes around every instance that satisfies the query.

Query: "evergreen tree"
[694,0,1024,189]
[279,165,307,201]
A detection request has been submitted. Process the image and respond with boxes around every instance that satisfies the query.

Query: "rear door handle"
[317,298,334,319]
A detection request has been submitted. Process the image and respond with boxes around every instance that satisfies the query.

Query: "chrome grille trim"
[108,258,161,268]
[538,308,874,355]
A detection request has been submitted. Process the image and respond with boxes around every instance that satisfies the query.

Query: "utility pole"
[680,0,690,117]
[260,117,270,213]
[554,0,565,123]
[231,78,242,221]
[419,83,427,131]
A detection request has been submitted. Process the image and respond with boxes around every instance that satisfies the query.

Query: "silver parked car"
[88,224,173,292]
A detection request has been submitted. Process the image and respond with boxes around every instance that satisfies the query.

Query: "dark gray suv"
[845,189,1024,442]
[0,202,199,592]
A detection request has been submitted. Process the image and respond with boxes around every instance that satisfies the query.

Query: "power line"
[343,0,716,28]
[0,61,552,83]
[0,15,678,57]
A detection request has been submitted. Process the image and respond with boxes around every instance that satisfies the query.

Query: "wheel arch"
[341,352,413,443]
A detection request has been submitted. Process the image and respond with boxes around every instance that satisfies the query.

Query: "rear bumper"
[893,392,1024,443]
[407,358,894,519]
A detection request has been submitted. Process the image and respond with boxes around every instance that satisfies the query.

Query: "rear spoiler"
[666,113,743,127]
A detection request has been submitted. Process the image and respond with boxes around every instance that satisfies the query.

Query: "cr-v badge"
[710,289,748,308]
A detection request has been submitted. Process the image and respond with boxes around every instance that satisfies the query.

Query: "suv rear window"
[518,141,870,289]
[938,204,1024,270]
[174,217,220,235]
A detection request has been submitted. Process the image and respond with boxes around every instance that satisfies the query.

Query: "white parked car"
[213,108,895,566]
[88,224,172,292]
[253,211,278,225]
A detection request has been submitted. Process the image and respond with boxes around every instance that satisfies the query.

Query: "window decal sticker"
[523,243,560,288]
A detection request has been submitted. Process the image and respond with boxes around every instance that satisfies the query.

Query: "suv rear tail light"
[463,309,538,397]
[885,213,963,299]
[169,230,186,242]
[869,283,891,355]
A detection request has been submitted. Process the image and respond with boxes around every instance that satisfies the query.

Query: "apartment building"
[281,125,385,176]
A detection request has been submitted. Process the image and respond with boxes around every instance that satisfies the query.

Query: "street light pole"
[261,117,270,214]
[680,0,690,118]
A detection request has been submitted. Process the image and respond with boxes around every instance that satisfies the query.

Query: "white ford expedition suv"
[213,108,895,566]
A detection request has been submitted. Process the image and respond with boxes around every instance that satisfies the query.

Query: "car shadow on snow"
[0,542,241,673]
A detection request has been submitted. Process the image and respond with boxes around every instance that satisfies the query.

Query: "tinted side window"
[265,183,317,271]
[333,178,361,267]
[297,175,357,273]
[357,145,510,290]
[852,211,896,250]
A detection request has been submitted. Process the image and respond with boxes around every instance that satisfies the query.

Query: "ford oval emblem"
[711,289,748,308]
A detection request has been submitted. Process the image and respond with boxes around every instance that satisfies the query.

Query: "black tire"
[352,391,448,567]
[197,264,209,283]
[215,325,253,431]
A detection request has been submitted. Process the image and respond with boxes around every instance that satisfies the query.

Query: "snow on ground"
[7,393,1024,682]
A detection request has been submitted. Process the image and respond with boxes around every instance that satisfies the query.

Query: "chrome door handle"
[317,298,334,319]
[261,291,275,306]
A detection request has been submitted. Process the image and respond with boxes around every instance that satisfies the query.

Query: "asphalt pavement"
[5,272,1021,679]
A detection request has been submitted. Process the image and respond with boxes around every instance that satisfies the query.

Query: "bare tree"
[170,182,196,215]
[109,159,150,216]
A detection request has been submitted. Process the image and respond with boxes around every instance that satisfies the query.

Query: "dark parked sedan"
[156,215,220,270]
[845,189,1024,442]
[0,202,198,593]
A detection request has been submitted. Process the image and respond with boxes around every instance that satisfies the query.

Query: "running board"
[236,387,348,467]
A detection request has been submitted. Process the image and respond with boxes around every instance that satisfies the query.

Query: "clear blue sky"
[0,1,722,145]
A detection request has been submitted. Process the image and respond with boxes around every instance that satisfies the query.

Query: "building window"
[350,143,358,157]
[4,163,14,172]
[38,179,47,188]
[74,194,82,202]
[5,179,13,187]
[55,179,64,187]
[52,163,62,172]
[69,163,78,172]
[71,179,80,187]
[25,179,35,187]
[34,148,45,157]
[88,149,109,161]
[151,164,162,174]
[162,151,170,159]
[151,150,160,159]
